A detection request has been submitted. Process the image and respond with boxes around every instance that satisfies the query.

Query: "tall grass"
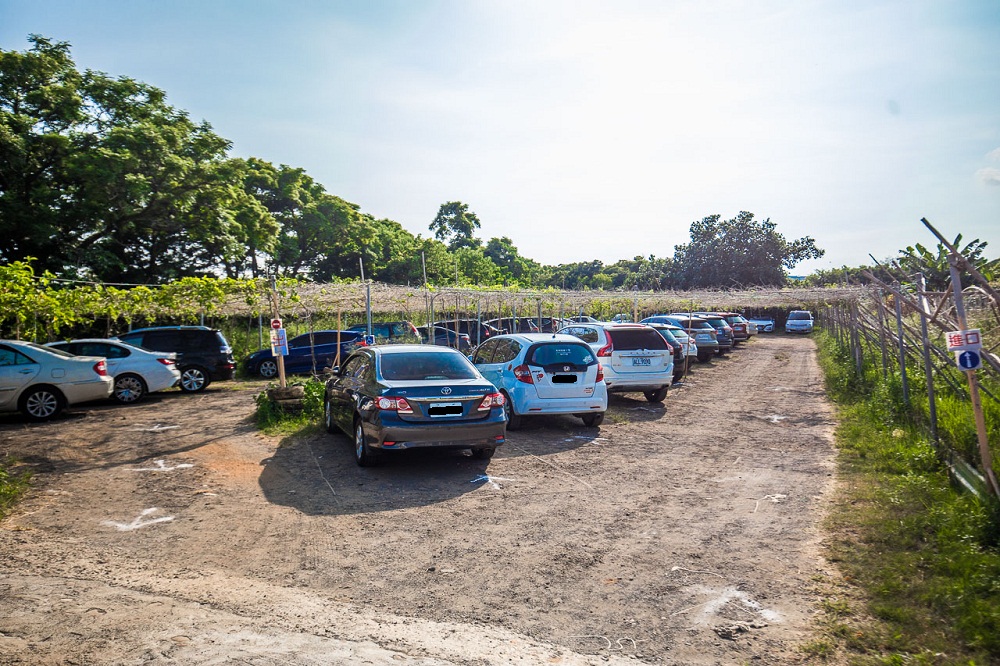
[815,329,1000,664]
[0,458,31,519]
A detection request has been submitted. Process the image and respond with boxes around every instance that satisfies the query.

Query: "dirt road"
[0,334,837,665]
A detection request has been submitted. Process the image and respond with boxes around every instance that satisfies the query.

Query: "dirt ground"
[0,334,839,665]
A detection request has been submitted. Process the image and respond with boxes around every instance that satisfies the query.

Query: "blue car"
[245,330,363,378]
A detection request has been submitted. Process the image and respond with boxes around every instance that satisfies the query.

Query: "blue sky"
[3,0,999,274]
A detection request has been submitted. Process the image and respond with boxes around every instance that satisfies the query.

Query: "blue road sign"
[957,350,982,371]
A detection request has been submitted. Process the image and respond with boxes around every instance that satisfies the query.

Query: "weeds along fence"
[821,271,1000,499]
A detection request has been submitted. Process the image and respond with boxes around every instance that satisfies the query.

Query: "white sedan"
[47,339,180,404]
[0,340,114,420]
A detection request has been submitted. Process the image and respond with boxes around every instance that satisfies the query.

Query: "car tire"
[644,387,668,403]
[353,418,378,467]
[259,360,278,378]
[179,366,210,393]
[113,373,146,404]
[323,396,337,433]
[581,412,604,427]
[471,447,496,460]
[20,386,64,421]
[501,392,522,430]
[697,352,713,362]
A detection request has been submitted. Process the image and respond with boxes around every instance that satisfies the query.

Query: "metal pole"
[366,281,372,336]
[917,274,939,446]
[894,288,910,407]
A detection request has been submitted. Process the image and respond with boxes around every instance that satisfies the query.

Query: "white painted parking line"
[129,459,194,472]
[471,474,515,490]
[101,508,175,531]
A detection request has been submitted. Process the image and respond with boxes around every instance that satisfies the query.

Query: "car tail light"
[596,341,613,357]
[477,392,505,411]
[376,396,413,414]
[596,363,604,382]
[513,364,533,384]
[157,358,176,367]
[93,360,108,377]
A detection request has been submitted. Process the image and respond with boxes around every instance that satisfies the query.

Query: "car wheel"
[259,360,278,378]
[471,447,496,460]
[113,373,147,404]
[179,366,210,393]
[501,392,522,430]
[324,396,336,433]
[20,386,64,421]
[581,412,604,427]
[353,419,378,467]
[644,387,668,403]
[697,352,712,362]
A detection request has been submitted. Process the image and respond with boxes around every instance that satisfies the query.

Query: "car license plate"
[428,402,463,417]
[631,357,651,366]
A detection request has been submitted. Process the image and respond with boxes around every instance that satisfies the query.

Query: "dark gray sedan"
[323,345,507,466]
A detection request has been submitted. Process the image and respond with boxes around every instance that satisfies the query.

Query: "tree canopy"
[672,211,824,288]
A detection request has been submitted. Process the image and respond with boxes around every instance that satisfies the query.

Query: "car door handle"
[19,369,33,374]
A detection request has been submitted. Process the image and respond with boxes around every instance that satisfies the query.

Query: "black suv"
[116,326,235,392]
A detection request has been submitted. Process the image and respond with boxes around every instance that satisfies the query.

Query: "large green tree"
[672,211,823,288]
[430,201,482,250]
[0,35,259,282]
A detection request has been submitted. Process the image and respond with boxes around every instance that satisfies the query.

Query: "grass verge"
[254,377,326,437]
[0,457,32,520]
[812,330,1000,665]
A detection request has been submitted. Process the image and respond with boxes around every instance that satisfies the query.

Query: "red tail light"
[596,363,604,382]
[596,342,613,357]
[477,392,505,411]
[512,364,533,384]
[156,358,175,367]
[93,360,108,377]
[376,396,413,414]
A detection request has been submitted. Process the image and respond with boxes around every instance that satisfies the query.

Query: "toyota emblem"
[440,387,452,395]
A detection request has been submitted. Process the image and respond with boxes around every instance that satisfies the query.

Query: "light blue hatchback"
[471,333,608,429]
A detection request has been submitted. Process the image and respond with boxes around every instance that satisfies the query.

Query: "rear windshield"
[380,351,479,381]
[607,329,668,351]
[527,343,595,367]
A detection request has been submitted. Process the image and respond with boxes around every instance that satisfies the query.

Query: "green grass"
[0,458,32,520]
[253,377,326,436]
[813,330,1000,665]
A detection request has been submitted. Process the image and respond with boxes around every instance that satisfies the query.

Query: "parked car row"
[0,310,812,426]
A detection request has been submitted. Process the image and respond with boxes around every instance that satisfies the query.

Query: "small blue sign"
[957,350,982,371]
[364,335,375,346]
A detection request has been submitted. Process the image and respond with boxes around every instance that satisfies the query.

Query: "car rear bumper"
[371,418,506,450]
[510,390,608,416]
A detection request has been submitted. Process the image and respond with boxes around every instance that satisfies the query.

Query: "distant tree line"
[2,35,823,289]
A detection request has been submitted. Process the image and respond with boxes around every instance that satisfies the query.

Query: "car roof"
[367,344,462,354]
[489,333,589,344]
[124,325,213,333]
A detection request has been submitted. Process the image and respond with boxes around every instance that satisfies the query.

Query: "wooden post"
[949,255,1000,498]
[268,278,287,389]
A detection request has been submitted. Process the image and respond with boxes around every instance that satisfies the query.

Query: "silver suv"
[556,323,673,402]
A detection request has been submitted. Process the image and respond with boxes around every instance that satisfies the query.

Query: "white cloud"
[976,168,1000,186]
[988,147,1000,161]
